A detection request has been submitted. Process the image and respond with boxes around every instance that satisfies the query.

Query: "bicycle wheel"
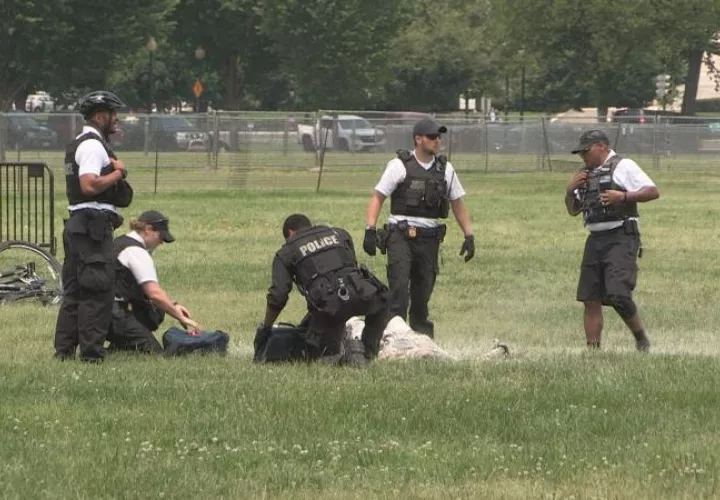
[0,241,63,305]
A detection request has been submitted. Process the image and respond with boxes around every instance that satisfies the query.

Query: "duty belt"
[387,221,446,240]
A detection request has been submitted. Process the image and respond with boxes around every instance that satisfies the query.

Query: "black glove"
[460,235,475,262]
[253,323,273,352]
[363,227,377,256]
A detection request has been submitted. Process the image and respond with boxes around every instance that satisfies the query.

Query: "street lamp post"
[194,45,206,112]
[520,64,526,122]
[146,37,158,113]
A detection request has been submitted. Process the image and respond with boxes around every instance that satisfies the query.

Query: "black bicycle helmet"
[78,90,126,119]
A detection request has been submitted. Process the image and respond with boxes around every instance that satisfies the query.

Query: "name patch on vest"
[299,235,340,256]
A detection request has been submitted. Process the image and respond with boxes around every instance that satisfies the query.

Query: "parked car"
[3,113,57,149]
[610,108,646,124]
[297,114,385,152]
[25,91,56,113]
[120,115,207,151]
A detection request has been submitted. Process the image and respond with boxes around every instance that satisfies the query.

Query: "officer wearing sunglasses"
[565,130,659,351]
[363,118,475,338]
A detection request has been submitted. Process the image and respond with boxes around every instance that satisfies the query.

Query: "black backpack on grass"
[161,327,229,356]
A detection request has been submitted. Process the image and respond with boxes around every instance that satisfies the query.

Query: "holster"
[623,219,643,258]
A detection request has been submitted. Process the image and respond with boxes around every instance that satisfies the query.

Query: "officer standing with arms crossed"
[565,130,659,351]
[108,211,200,354]
[255,214,389,366]
[54,91,133,362]
[363,118,474,337]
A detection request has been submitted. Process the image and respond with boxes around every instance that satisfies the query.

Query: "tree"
[259,0,411,110]
[169,0,277,110]
[383,0,506,112]
[0,1,71,110]
[647,0,720,114]
[0,0,176,111]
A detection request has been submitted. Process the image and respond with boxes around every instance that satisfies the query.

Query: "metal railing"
[0,162,56,255]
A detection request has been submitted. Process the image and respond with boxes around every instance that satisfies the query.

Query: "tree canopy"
[2,0,720,114]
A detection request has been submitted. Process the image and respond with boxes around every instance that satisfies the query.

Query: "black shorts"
[576,227,640,303]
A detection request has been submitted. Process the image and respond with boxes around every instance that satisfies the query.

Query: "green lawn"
[2,170,720,498]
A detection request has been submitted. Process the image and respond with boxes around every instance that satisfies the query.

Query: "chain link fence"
[1,111,719,193]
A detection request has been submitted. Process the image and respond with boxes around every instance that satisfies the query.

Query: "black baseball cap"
[571,130,610,154]
[413,118,447,137]
[138,210,175,243]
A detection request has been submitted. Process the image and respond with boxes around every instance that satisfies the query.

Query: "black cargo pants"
[54,209,121,361]
[385,224,443,337]
[106,302,164,354]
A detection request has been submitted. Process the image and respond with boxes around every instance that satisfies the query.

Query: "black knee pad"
[607,295,637,321]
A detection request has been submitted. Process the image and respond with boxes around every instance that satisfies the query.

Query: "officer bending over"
[255,214,389,366]
[107,211,200,353]
[54,90,133,362]
[565,130,659,351]
[363,118,474,338]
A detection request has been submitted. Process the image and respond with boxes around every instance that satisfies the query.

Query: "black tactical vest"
[65,129,133,207]
[113,234,165,330]
[582,155,639,224]
[114,235,150,304]
[280,226,358,313]
[390,150,450,219]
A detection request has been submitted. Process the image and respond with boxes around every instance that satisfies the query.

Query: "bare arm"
[142,281,200,330]
[365,191,386,227]
[601,186,660,206]
[565,191,583,216]
[626,186,659,203]
[565,170,588,216]
[450,198,473,236]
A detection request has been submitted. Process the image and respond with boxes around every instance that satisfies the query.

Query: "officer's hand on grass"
[363,227,377,256]
[460,235,475,262]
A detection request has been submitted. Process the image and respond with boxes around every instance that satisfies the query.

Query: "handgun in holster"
[436,224,447,242]
[623,219,643,258]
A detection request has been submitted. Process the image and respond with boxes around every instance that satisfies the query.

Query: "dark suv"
[610,108,646,124]
[2,113,57,149]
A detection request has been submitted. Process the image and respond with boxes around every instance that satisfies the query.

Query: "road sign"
[193,79,203,98]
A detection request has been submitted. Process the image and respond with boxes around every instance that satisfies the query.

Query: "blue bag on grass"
[161,327,229,356]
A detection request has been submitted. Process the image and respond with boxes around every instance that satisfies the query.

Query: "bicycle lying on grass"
[0,241,62,305]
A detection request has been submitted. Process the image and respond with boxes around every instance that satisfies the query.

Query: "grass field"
[2,169,720,499]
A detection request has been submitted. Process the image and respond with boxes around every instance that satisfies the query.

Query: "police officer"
[107,211,200,354]
[255,214,389,366]
[363,118,474,338]
[565,130,660,351]
[54,90,134,362]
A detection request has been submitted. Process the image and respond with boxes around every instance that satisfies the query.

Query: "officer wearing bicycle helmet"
[54,90,134,362]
